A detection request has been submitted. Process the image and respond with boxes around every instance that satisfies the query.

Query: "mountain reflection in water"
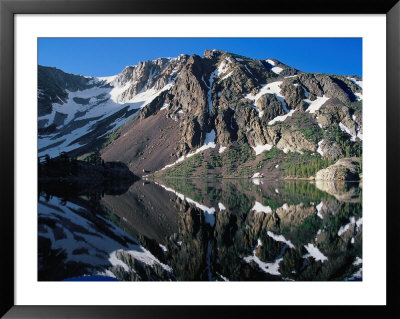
[38,178,362,281]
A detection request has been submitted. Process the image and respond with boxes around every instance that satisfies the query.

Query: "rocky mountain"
[38,54,189,157]
[38,49,362,178]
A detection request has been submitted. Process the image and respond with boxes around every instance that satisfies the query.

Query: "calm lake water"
[38,178,362,281]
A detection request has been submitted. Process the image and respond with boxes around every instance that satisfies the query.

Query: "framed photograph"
[1,0,399,317]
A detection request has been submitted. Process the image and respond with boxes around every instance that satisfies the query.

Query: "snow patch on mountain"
[271,66,283,74]
[267,231,295,249]
[281,203,289,210]
[305,95,330,113]
[221,71,233,80]
[206,70,218,114]
[200,129,216,149]
[38,81,173,158]
[265,59,284,74]
[252,143,273,155]
[317,140,324,157]
[246,81,288,119]
[219,146,227,153]
[264,81,289,111]
[160,102,169,110]
[347,77,363,89]
[251,201,272,214]
[268,109,296,125]
[303,243,328,263]
[125,83,173,107]
[244,65,254,77]
[339,122,358,141]
[158,130,216,172]
[338,216,356,236]
[354,92,363,101]
[217,57,233,76]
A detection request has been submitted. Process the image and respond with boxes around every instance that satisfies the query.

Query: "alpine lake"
[38,177,362,281]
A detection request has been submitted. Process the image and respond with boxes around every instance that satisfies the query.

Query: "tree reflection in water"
[38,178,362,281]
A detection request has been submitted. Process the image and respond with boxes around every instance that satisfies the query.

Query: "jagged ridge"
[38,49,363,177]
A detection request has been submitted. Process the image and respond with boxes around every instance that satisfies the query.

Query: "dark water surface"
[38,178,362,281]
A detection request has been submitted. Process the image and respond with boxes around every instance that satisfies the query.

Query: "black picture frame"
[1,0,399,318]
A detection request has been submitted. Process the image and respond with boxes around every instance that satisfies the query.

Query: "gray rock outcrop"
[315,157,362,181]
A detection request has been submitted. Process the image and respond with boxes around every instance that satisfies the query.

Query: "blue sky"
[38,38,362,77]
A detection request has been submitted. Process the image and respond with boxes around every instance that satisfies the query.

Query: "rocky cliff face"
[37,55,189,158]
[315,157,362,181]
[38,49,362,177]
[111,55,188,102]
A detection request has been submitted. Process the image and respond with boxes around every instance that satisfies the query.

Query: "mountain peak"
[203,49,225,59]
[38,49,363,175]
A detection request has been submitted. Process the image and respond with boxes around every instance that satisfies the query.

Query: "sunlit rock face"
[315,157,362,181]
[38,50,362,179]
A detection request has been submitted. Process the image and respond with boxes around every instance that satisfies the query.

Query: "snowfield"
[38,77,174,158]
